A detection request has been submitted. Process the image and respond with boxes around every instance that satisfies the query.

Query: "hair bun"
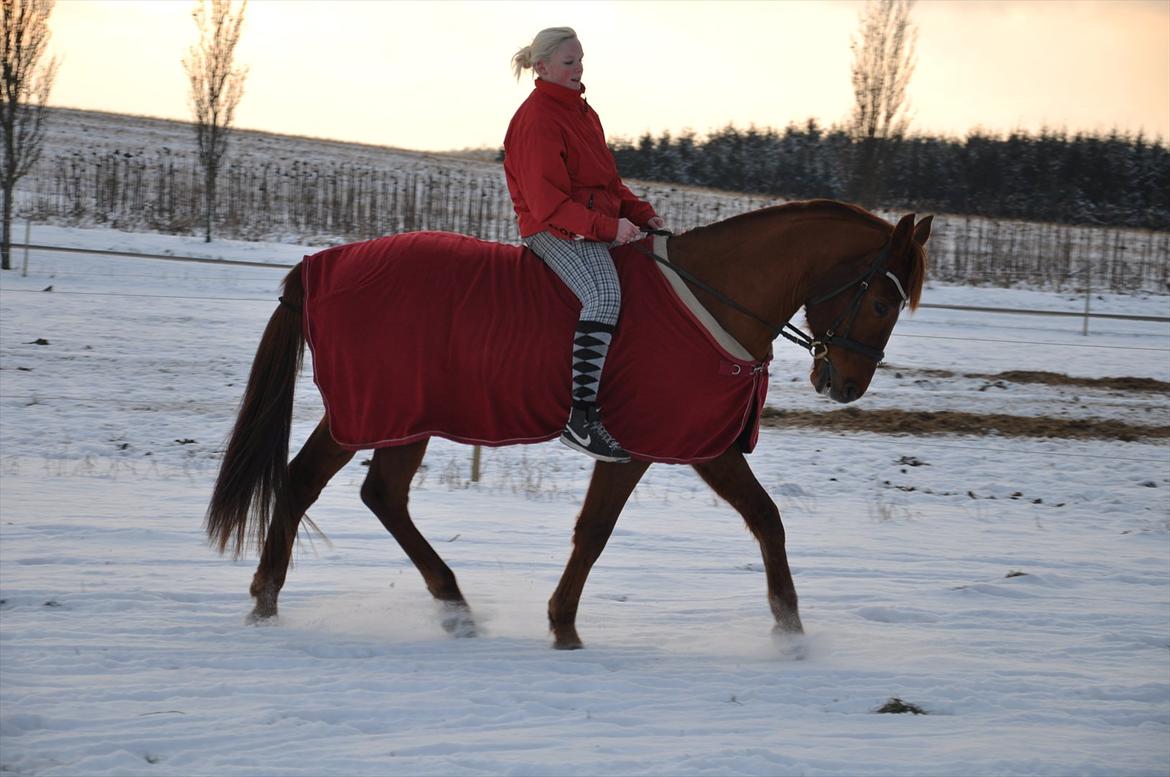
[510,27,577,82]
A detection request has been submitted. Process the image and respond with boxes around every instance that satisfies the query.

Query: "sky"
[45,0,1170,152]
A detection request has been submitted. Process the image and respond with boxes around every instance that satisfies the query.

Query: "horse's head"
[805,213,931,403]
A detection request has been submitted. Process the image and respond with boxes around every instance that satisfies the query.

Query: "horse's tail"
[206,263,306,558]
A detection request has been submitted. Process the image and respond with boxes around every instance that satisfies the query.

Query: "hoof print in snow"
[26,338,49,345]
[1005,570,1028,578]
[174,438,196,445]
[875,697,927,715]
[43,600,63,608]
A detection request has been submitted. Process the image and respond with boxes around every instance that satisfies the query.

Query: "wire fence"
[9,252,1170,335]
[3,252,1165,474]
[5,265,1167,350]
[14,149,1170,293]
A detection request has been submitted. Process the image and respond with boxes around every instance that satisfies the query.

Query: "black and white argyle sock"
[570,320,615,408]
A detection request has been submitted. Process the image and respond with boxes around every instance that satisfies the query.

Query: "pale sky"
[46,0,1170,152]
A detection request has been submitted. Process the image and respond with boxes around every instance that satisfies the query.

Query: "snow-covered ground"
[1,226,1168,776]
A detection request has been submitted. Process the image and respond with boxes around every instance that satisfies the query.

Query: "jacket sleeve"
[511,118,619,242]
[617,180,659,226]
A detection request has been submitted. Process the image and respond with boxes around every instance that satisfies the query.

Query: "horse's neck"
[664,218,804,360]
[667,211,883,360]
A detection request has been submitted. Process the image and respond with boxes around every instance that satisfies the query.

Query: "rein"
[633,230,904,364]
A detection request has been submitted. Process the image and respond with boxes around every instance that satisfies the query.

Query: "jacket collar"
[534,78,588,108]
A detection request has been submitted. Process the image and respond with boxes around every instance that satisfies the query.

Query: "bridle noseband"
[634,231,908,365]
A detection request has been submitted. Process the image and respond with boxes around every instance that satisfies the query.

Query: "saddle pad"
[301,231,771,464]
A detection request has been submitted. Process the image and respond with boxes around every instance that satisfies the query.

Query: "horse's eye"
[874,300,890,317]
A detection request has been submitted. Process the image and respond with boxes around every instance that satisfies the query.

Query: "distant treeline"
[608,123,1170,231]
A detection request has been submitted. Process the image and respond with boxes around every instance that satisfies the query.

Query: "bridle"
[799,239,908,364]
[633,231,908,365]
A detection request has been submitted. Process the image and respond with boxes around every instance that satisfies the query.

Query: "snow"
[2,226,1168,776]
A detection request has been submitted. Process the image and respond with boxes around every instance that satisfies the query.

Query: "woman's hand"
[615,218,642,244]
[646,216,667,232]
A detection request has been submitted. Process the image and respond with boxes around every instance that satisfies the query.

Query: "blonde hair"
[511,27,577,81]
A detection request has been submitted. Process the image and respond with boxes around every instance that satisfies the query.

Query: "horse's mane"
[684,199,892,239]
[684,198,927,310]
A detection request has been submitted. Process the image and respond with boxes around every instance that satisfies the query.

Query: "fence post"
[21,219,31,277]
[471,445,482,483]
[1082,261,1091,336]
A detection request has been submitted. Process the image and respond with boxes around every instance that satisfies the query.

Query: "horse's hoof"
[550,624,584,650]
[553,639,584,650]
[770,624,809,660]
[249,580,279,624]
[773,611,804,635]
[246,607,277,625]
[439,602,477,638]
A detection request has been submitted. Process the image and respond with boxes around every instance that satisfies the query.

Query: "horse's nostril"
[842,383,859,403]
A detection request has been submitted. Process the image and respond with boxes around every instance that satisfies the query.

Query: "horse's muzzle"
[813,360,860,404]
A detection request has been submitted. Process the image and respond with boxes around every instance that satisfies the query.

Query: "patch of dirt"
[760,407,1170,441]
[874,697,928,715]
[883,366,1170,394]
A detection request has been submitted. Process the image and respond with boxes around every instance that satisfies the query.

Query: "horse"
[206,199,932,649]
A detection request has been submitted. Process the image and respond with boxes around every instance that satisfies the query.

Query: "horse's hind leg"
[361,440,474,636]
[250,416,354,621]
[548,459,650,649]
[693,447,804,635]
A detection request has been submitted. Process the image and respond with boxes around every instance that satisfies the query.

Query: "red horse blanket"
[301,232,771,464]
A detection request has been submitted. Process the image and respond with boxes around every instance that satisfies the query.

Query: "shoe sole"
[559,435,631,463]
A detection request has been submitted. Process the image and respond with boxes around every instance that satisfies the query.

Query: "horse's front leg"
[693,447,803,635]
[549,459,650,649]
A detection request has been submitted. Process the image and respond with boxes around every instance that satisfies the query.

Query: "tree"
[847,0,917,207]
[1,0,57,271]
[183,0,247,243]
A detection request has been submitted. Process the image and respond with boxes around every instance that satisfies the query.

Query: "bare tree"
[1,0,57,271]
[848,0,917,206]
[183,0,247,243]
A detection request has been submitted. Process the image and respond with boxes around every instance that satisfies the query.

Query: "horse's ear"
[892,213,916,247]
[913,215,934,246]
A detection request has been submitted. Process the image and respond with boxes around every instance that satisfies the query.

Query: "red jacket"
[504,79,658,242]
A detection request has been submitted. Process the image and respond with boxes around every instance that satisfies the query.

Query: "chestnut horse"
[206,199,931,649]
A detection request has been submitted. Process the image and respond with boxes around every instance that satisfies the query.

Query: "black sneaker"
[561,405,630,463]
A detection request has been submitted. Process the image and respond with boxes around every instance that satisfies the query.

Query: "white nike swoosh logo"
[566,427,591,447]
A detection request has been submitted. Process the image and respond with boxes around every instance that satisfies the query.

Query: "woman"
[504,26,666,463]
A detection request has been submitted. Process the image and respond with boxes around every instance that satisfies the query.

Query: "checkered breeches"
[524,232,622,326]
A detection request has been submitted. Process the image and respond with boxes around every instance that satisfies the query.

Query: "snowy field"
[1,226,1168,776]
